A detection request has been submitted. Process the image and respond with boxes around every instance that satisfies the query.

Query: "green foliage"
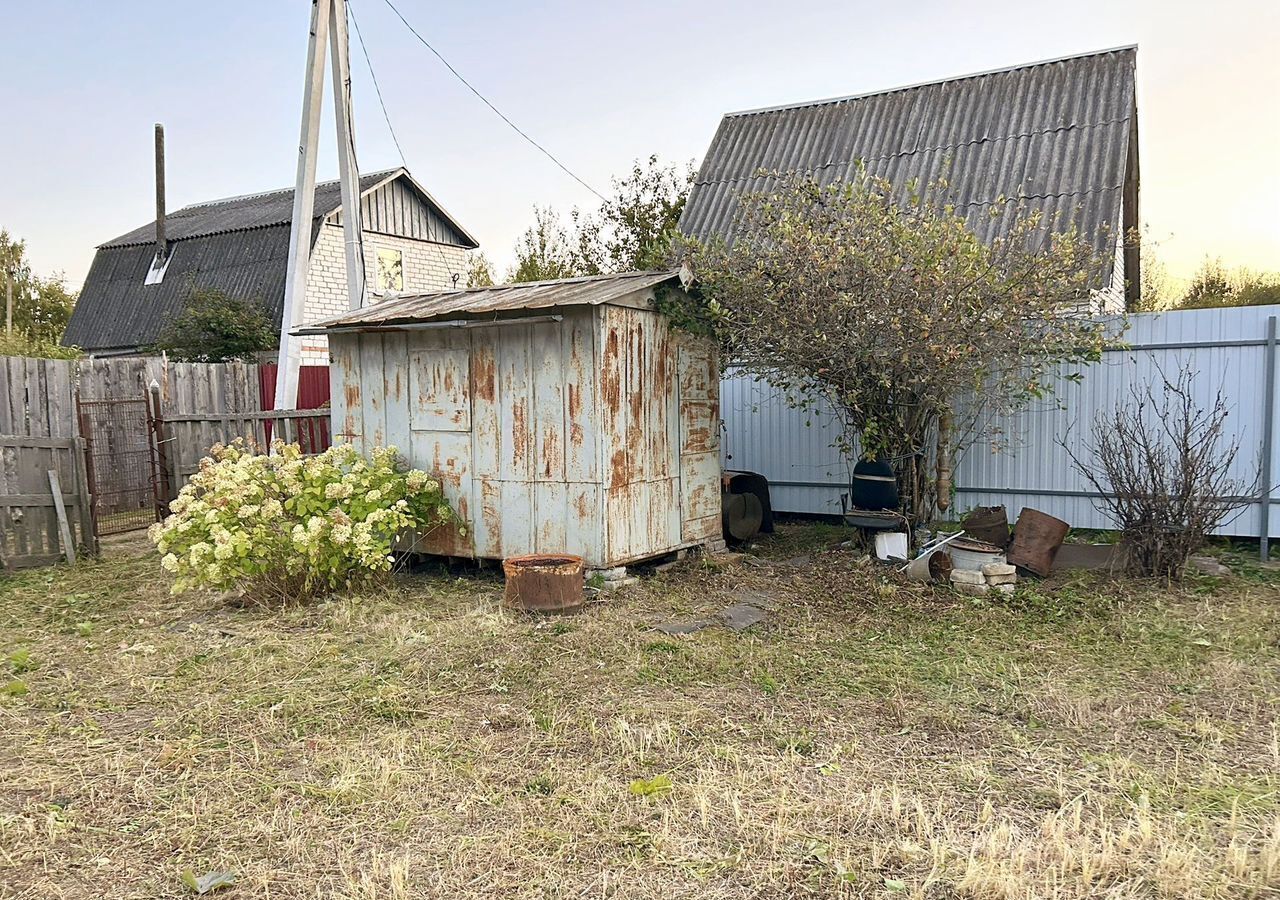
[465,251,496,288]
[149,442,462,602]
[509,207,579,283]
[688,171,1110,519]
[0,332,80,359]
[508,155,694,282]
[1175,258,1280,310]
[153,285,276,362]
[0,229,77,346]
[627,774,673,799]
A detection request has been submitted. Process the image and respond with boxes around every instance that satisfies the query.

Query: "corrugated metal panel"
[328,295,721,567]
[681,47,1136,272]
[311,271,680,329]
[720,304,1280,538]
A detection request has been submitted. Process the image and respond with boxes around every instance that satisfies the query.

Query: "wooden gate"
[76,395,163,536]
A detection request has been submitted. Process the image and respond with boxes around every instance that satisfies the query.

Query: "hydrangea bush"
[149,441,460,601]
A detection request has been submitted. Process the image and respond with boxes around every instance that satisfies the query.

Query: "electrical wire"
[376,0,606,202]
[348,0,462,288]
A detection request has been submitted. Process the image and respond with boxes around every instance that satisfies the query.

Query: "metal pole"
[4,268,11,337]
[275,0,332,412]
[1260,315,1276,560]
[328,0,367,313]
[154,124,167,262]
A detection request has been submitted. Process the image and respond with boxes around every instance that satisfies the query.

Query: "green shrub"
[150,442,461,602]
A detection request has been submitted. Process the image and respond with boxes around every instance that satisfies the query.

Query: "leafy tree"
[465,251,496,288]
[153,285,276,362]
[684,172,1110,521]
[508,207,578,283]
[0,229,77,346]
[507,155,695,283]
[1175,258,1280,309]
[572,155,695,274]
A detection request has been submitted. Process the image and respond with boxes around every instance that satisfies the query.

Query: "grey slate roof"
[65,168,478,354]
[680,46,1138,263]
[303,270,680,332]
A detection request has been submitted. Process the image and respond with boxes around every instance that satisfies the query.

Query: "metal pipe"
[154,124,166,261]
[1261,315,1276,560]
[291,314,563,336]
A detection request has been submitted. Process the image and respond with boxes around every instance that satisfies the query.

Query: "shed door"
[409,348,471,432]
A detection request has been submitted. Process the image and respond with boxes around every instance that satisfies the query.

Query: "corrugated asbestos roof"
[680,46,1137,258]
[306,270,680,331]
[63,226,296,353]
[66,168,479,353]
[100,167,479,248]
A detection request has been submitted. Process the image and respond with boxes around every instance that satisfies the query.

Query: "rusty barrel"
[1007,508,1070,577]
[960,505,1010,549]
[503,554,586,613]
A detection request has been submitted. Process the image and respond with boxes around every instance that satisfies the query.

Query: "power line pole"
[275,0,366,411]
[5,266,12,337]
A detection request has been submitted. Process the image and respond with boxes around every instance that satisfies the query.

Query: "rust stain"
[512,401,528,466]
[611,448,629,488]
[541,428,560,479]
[392,370,403,403]
[344,383,361,409]
[474,351,496,403]
[573,491,590,520]
[602,328,621,413]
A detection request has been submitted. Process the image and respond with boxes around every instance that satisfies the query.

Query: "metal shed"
[302,270,722,569]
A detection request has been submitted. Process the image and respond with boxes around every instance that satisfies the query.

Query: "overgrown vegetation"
[150,442,459,602]
[0,228,77,351]
[508,155,693,282]
[685,172,1113,521]
[2,524,1277,897]
[1136,251,1280,311]
[1067,366,1254,579]
[152,285,276,362]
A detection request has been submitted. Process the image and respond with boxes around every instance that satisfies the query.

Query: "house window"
[375,246,404,294]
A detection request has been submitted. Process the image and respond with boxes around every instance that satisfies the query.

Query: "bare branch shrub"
[1067,365,1253,578]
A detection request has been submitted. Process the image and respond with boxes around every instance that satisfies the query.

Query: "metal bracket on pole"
[275,0,333,413]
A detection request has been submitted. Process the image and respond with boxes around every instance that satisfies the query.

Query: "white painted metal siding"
[329,295,722,567]
[722,305,1280,538]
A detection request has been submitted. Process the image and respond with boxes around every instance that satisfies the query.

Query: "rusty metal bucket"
[960,506,1010,549]
[1007,508,1070,577]
[502,554,586,614]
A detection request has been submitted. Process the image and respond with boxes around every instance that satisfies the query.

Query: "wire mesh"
[78,398,158,536]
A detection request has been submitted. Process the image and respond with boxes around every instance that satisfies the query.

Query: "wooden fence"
[0,356,331,569]
[0,357,94,567]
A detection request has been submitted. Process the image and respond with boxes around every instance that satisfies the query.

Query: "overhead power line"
[348,2,407,167]
[376,0,606,202]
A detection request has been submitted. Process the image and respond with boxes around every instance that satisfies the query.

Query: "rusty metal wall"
[328,295,722,567]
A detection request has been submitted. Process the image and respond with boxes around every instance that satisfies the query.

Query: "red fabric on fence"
[257,365,332,451]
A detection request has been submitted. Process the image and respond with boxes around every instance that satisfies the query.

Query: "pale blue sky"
[2,0,1277,289]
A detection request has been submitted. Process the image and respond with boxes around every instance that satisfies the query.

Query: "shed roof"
[100,166,478,249]
[304,270,680,333]
[680,46,1138,258]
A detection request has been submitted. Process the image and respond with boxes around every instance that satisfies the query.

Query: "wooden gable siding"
[329,176,471,246]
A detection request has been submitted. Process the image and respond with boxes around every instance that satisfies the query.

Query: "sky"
[2,0,1277,292]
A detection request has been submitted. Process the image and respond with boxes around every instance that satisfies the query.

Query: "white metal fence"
[720,304,1280,547]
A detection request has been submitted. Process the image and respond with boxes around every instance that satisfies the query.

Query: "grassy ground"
[2,526,1278,899]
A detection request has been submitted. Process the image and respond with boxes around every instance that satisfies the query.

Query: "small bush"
[150,442,461,602]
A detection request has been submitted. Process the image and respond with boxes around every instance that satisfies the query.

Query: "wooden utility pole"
[5,267,12,337]
[275,0,366,411]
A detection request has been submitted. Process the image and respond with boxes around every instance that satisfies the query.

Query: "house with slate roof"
[680,46,1140,311]
[63,167,479,361]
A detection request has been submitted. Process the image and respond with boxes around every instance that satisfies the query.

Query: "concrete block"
[981,563,1016,577]
[985,573,1017,586]
[950,569,984,585]
[954,581,990,596]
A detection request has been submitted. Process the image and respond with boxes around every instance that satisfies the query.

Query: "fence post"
[148,380,172,519]
[1261,316,1276,561]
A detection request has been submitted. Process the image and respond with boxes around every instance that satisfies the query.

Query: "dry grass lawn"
[2,525,1279,898]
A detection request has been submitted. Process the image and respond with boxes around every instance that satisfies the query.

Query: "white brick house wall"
[299,224,471,363]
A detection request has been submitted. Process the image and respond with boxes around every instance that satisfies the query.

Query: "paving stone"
[720,602,767,630]
[981,563,1017,577]
[1187,556,1231,577]
[985,573,1018,586]
[652,620,714,636]
[954,581,991,596]
[950,569,984,585]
